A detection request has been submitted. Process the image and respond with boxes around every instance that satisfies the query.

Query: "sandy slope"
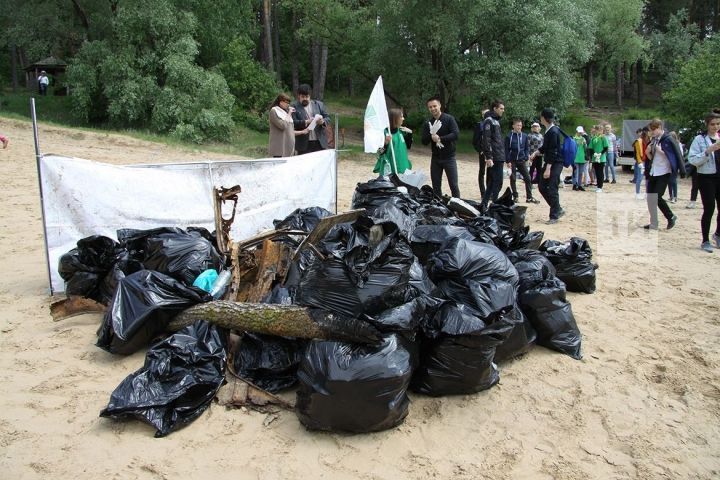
[1,117,719,479]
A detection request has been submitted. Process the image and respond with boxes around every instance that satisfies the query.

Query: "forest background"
[0,0,718,152]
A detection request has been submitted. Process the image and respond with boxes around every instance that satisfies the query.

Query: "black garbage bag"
[408,259,438,296]
[411,301,513,396]
[519,277,582,359]
[100,320,226,437]
[507,249,557,292]
[487,188,527,231]
[232,333,308,392]
[516,229,544,250]
[410,225,475,264]
[362,297,425,340]
[464,216,504,246]
[371,199,419,240]
[58,235,127,301]
[295,216,416,317]
[427,238,518,320]
[296,334,415,433]
[493,303,537,362]
[95,253,144,305]
[97,270,211,355]
[540,237,597,293]
[273,206,333,232]
[351,177,418,215]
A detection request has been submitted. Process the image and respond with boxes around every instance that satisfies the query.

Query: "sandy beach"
[1,116,718,479]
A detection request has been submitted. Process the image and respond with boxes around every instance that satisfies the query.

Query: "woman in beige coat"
[268,93,306,157]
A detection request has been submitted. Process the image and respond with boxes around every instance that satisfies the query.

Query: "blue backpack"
[559,129,577,167]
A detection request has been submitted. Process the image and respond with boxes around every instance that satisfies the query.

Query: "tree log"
[168,301,381,344]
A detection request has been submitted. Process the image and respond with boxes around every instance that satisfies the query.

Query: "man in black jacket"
[480,100,506,210]
[530,108,565,224]
[421,96,460,197]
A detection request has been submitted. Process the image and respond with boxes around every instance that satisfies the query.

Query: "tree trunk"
[316,42,328,100]
[636,59,644,107]
[168,301,381,345]
[272,0,281,80]
[347,77,354,97]
[311,39,320,96]
[585,62,594,108]
[10,44,18,92]
[70,0,90,36]
[615,63,623,108]
[262,0,274,72]
[290,10,299,93]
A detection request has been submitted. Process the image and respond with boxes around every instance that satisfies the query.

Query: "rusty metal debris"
[213,185,242,255]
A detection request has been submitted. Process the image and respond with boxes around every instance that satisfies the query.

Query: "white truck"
[617,120,651,171]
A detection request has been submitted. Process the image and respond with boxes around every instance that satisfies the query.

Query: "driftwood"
[168,301,381,344]
[50,296,106,321]
[233,239,294,303]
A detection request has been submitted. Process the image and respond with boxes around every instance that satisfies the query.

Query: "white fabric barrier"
[40,150,337,293]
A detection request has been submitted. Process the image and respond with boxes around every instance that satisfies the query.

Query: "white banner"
[40,150,337,293]
[364,76,390,154]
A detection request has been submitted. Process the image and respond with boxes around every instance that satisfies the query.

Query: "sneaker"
[611,180,617,184]
[578,186,586,192]
[670,197,677,204]
[596,188,602,193]
[526,198,540,204]
[557,208,566,218]
[667,215,677,230]
[635,193,645,200]
[572,185,578,191]
[546,218,558,225]
[686,201,696,209]
[701,241,714,253]
[713,233,720,248]
[643,223,658,230]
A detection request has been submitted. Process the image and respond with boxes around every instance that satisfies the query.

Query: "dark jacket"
[505,131,529,163]
[472,121,484,157]
[538,125,562,164]
[645,132,687,178]
[291,99,330,153]
[421,112,459,160]
[481,111,504,163]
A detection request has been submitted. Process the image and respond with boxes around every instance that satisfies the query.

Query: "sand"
[1,116,719,479]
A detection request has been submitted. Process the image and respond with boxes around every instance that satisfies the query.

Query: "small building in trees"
[24,57,68,95]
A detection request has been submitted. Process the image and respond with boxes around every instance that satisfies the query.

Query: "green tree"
[648,10,699,90]
[664,35,720,132]
[66,0,234,142]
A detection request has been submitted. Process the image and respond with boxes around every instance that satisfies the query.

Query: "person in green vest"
[588,125,609,193]
[572,126,588,191]
[373,108,413,175]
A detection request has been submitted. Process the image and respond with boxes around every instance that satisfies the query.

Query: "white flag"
[363,76,390,153]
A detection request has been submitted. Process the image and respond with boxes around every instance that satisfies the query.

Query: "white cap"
[576,126,585,134]
[531,122,540,128]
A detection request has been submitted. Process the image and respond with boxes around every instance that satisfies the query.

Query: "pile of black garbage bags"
[59,176,597,437]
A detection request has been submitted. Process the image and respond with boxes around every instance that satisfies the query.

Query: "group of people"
[268,84,332,158]
[570,123,620,193]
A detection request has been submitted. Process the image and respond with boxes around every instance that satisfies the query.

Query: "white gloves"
[429,120,444,149]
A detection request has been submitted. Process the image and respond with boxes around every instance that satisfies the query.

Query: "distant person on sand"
[528,121,543,185]
[480,100,506,210]
[632,128,646,199]
[505,118,539,203]
[373,108,413,175]
[688,111,720,252]
[529,108,564,224]
[0,134,8,149]
[268,93,308,157]
[38,71,49,96]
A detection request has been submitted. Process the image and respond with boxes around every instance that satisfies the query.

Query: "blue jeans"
[605,153,616,182]
[668,173,677,199]
[573,163,587,187]
[633,164,643,194]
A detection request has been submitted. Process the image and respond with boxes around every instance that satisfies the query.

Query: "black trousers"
[509,161,533,199]
[646,173,673,226]
[430,156,460,198]
[698,174,720,242]
[538,162,564,219]
[529,156,543,184]
[592,162,605,189]
[477,154,487,197]
[482,161,505,208]
[690,170,699,201]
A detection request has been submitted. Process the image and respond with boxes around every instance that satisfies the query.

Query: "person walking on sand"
[0,134,8,149]
[632,128,645,199]
[603,123,618,184]
[688,111,720,252]
[644,119,686,230]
